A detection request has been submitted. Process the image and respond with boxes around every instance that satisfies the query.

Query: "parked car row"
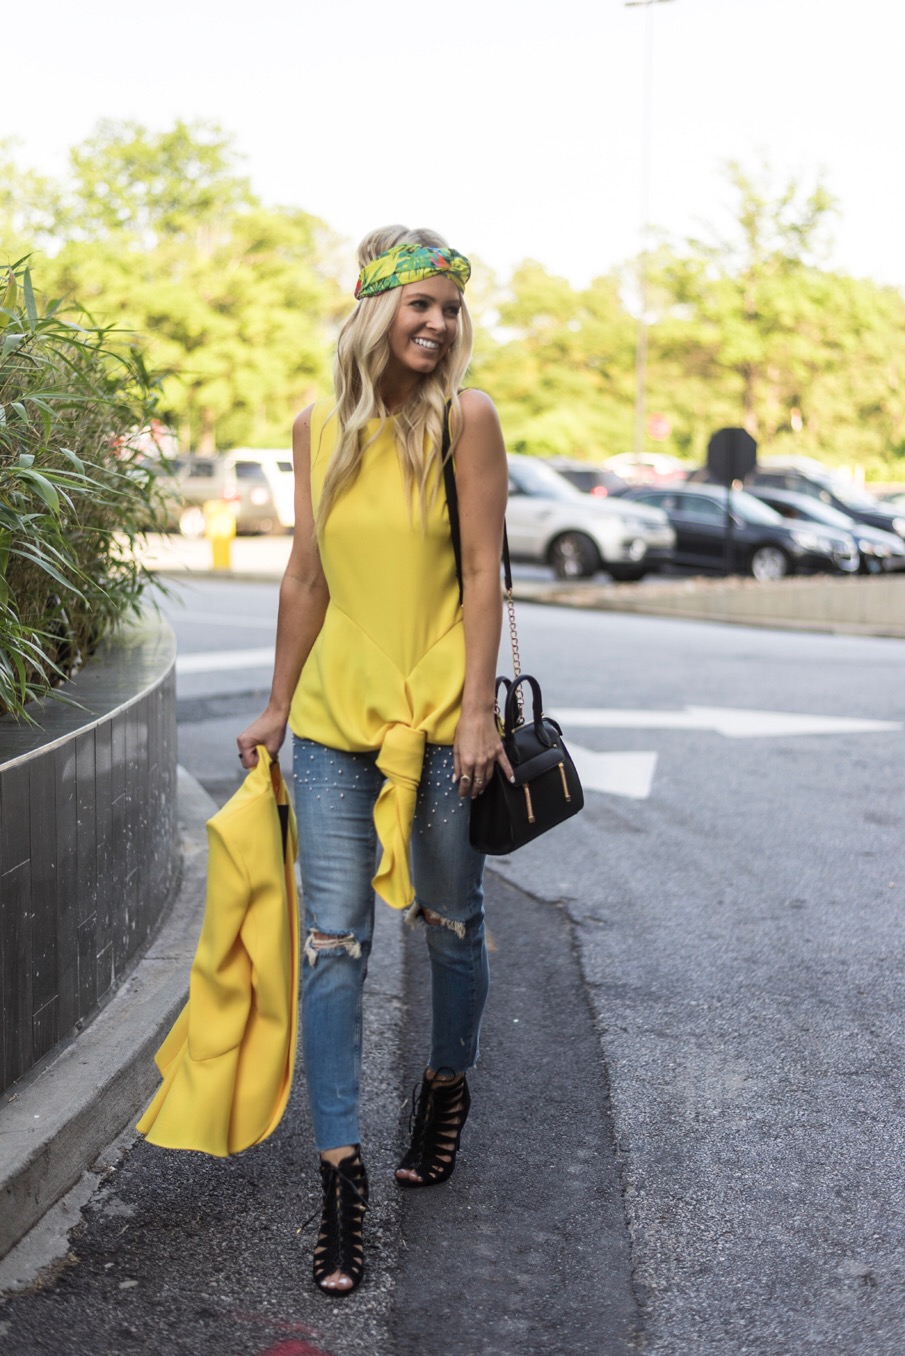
[157,443,904,584]
[504,456,905,582]
[541,452,905,580]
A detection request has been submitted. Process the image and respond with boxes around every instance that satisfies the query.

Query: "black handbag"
[469,674,584,854]
[441,409,585,854]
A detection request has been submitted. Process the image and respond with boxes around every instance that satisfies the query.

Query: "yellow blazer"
[137,751,299,1156]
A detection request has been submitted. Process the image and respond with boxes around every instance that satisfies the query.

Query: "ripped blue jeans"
[293,737,489,1152]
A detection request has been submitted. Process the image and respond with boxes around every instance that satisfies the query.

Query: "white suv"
[506,455,675,580]
[166,448,295,537]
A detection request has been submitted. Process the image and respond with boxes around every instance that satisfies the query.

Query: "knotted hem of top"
[371,723,427,910]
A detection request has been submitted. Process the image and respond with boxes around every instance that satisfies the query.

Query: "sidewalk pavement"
[0,838,633,1356]
[138,531,293,581]
[0,766,412,1355]
[0,769,214,1261]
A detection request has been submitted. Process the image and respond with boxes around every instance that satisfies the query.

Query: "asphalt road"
[496,603,905,1355]
[3,576,904,1354]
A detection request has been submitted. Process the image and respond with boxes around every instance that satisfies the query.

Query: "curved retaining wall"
[0,613,179,1095]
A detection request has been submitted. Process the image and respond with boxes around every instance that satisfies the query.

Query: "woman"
[237,226,512,1296]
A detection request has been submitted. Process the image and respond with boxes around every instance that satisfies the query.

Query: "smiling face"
[384,275,463,384]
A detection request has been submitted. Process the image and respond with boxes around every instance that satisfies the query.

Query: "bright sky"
[6,0,903,291]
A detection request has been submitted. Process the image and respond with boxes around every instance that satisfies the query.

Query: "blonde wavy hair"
[316,225,474,535]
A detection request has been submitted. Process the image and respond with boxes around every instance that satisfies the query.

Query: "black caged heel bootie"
[311,1147,368,1295]
[395,1070,471,1188]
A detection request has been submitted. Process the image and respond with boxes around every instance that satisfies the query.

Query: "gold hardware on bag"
[558,762,571,801]
[524,784,535,824]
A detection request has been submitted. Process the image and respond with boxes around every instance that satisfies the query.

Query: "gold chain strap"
[506,587,522,678]
[505,586,524,721]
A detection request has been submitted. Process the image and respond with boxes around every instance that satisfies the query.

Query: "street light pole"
[626,0,674,457]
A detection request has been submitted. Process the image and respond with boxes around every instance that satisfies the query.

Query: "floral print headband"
[354,244,471,300]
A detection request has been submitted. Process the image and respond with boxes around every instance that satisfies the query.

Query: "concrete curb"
[0,767,213,1259]
[511,573,905,639]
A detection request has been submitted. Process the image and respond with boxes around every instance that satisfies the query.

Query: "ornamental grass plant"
[0,260,169,722]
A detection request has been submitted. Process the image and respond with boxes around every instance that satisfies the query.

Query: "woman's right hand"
[237,703,288,769]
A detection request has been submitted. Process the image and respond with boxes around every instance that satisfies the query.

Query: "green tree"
[471,263,636,458]
[63,119,252,242]
[6,134,903,478]
[10,121,341,452]
[648,162,905,472]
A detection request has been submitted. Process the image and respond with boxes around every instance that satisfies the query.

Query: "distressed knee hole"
[403,903,466,940]
[303,929,362,967]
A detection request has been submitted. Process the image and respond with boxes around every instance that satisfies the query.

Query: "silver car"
[506,454,675,580]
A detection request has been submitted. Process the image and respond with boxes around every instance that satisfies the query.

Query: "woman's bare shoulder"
[458,388,499,423]
[457,390,503,454]
[292,402,317,436]
[454,390,505,477]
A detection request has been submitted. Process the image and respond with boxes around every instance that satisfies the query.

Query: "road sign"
[707,427,757,487]
[706,428,758,573]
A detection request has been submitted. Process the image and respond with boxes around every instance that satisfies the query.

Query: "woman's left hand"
[454,706,514,800]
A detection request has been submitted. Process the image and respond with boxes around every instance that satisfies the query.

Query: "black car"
[746,487,905,574]
[622,484,858,579]
[689,459,905,543]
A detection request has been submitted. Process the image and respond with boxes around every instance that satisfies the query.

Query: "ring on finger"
[460,774,472,784]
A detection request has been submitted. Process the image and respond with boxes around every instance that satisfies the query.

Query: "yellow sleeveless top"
[289,401,465,910]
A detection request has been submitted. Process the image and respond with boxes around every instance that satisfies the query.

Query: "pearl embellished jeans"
[292,736,489,1152]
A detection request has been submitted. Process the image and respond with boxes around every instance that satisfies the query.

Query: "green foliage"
[10,120,342,454]
[472,163,905,478]
[471,264,636,458]
[0,260,167,721]
[65,119,252,241]
[647,164,905,472]
[4,125,905,481]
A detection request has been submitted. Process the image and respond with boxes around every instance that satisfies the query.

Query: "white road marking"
[556,706,901,739]
[170,655,900,802]
[560,704,900,800]
[570,747,658,800]
[175,647,275,674]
